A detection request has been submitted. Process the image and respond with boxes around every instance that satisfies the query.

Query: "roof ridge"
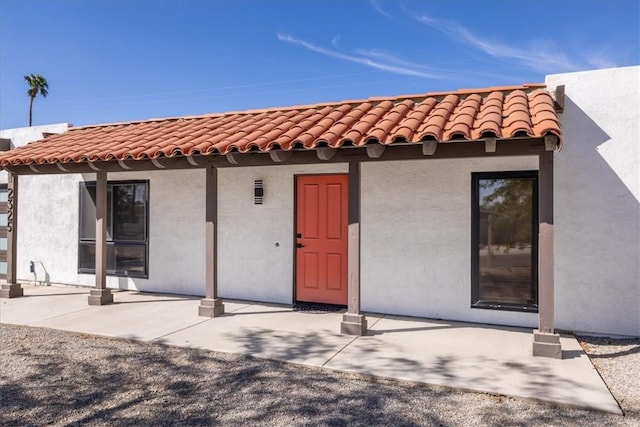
[69,83,547,130]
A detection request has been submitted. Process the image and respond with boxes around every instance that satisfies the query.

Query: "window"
[78,180,148,277]
[471,171,538,311]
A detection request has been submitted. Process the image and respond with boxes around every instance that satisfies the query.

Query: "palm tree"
[24,73,49,127]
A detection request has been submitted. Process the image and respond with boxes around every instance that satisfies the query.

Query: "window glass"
[0,213,7,227]
[0,187,7,202]
[79,243,146,276]
[473,173,537,309]
[78,181,148,277]
[79,184,113,240]
[78,242,96,271]
[112,245,146,275]
[0,261,6,274]
[113,184,146,241]
[0,237,7,250]
[79,185,96,240]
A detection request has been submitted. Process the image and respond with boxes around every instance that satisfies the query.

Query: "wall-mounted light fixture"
[254,179,264,204]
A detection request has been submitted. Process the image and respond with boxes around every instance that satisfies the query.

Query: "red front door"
[295,175,348,305]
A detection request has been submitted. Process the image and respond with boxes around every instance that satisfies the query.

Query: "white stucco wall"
[361,157,540,328]
[0,123,69,183]
[0,123,69,149]
[16,169,206,296]
[547,66,640,336]
[217,163,348,304]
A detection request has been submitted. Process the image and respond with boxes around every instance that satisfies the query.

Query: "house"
[1,66,638,358]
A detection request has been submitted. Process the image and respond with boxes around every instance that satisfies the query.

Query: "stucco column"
[88,170,113,305]
[0,173,23,298]
[199,164,224,317]
[533,151,562,358]
[340,161,367,335]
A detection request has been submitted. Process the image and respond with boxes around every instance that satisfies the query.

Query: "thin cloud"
[586,50,618,69]
[277,33,443,79]
[414,14,582,73]
[370,0,392,18]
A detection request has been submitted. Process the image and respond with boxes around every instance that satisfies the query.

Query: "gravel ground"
[1,324,638,427]
[578,336,640,420]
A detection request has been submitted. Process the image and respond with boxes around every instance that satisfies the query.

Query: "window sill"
[78,270,148,280]
[471,302,539,313]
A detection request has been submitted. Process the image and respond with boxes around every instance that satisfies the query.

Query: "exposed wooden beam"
[28,164,42,173]
[485,137,497,153]
[544,135,558,151]
[553,85,565,113]
[269,149,293,163]
[56,163,72,172]
[2,139,550,175]
[151,158,167,169]
[317,147,337,161]
[421,140,438,155]
[117,159,134,170]
[0,138,11,152]
[187,155,204,167]
[226,152,241,165]
[366,144,386,159]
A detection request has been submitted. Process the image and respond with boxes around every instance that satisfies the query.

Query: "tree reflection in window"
[473,172,538,310]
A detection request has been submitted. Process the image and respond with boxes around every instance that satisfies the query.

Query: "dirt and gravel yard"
[0,324,638,426]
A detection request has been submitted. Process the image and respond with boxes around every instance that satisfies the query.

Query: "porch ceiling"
[0,84,562,168]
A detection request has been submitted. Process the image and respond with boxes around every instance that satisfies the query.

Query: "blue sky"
[1,0,638,129]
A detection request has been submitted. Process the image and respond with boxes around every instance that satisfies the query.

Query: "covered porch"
[0,85,564,358]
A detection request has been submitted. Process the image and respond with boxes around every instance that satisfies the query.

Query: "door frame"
[292,173,349,304]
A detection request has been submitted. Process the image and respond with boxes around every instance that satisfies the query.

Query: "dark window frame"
[78,180,149,278]
[471,171,539,312]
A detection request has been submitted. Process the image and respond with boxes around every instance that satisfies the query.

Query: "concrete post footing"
[341,313,368,336]
[88,288,113,306]
[199,298,225,317]
[533,329,562,359]
[0,283,24,299]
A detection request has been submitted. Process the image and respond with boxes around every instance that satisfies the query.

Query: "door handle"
[296,243,305,248]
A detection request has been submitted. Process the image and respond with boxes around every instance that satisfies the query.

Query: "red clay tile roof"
[0,84,561,166]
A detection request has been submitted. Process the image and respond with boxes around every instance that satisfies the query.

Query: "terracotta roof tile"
[0,84,562,166]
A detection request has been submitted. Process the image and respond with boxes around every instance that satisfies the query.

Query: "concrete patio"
[0,284,621,414]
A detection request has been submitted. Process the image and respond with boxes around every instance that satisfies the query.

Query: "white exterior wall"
[217,163,348,304]
[361,157,539,328]
[0,123,69,183]
[547,66,640,336]
[17,169,206,296]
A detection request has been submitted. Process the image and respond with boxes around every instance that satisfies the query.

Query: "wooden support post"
[1,174,23,298]
[533,151,561,358]
[199,164,225,317]
[340,161,367,335]
[88,171,113,305]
